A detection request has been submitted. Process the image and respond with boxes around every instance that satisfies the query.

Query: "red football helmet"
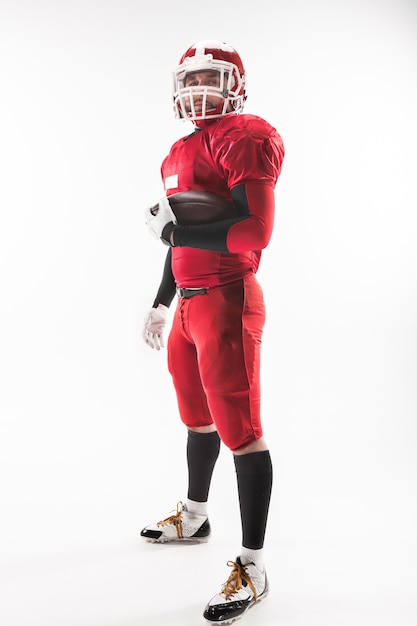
[173,40,247,122]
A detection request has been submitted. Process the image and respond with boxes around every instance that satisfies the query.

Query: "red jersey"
[161,114,284,289]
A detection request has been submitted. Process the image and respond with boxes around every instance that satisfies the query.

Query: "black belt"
[176,287,207,298]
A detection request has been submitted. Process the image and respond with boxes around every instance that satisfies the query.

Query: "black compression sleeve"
[152,248,176,308]
[231,184,250,217]
[172,216,246,252]
[169,184,250,252]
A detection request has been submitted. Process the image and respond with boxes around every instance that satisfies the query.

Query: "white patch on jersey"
[164,174,178,191]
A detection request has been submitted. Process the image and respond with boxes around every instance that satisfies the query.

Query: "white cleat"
[203,557,269,624]
[140,501,211,543]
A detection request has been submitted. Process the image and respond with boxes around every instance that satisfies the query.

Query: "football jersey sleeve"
[213,115,284,189]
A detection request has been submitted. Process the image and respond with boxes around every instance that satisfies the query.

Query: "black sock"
[234,450,273,550]
[187,430,221,502]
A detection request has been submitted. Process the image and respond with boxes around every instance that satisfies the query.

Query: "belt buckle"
[177,287,206,298]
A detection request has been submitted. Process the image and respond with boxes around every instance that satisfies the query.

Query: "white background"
[0,0,416,624]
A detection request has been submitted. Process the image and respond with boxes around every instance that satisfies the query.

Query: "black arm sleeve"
[152,248,177,308]
[165,185,249,253]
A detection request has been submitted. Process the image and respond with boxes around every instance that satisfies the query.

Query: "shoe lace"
[156,501,184,539]
[222,560,258,602]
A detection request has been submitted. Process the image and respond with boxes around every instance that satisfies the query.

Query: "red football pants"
[167,274,266,451]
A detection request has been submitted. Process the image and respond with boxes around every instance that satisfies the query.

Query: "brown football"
[152,191,238,225]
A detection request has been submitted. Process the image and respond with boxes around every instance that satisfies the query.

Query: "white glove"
[143,304,168,350]
[145,196,177,240]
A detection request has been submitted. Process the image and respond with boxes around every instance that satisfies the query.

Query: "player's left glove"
[142,304,168,350]
[145,196,177,243]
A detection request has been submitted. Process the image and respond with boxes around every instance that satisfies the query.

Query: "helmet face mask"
[173,41,246,122]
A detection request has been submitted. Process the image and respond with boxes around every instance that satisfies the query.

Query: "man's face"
[183,70,223,114]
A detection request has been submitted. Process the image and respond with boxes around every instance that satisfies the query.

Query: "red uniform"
[158,113,284,450]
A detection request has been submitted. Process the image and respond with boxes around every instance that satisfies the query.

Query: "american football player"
[142,40,285,624]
